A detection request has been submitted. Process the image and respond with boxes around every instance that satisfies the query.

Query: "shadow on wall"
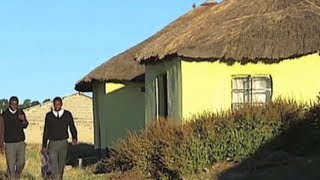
[218,104,320,180]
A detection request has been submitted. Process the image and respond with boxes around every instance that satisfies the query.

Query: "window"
[141,87,145,92]
[232,75,272,107]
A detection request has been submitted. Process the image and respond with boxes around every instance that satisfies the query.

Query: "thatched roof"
[75,47,145,92]
[76,0,320,91]
[132,0,320,63]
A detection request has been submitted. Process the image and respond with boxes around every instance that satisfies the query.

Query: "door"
[155,73,168,119]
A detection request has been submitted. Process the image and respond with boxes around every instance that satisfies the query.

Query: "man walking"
[1,96,29,179]
[42,97,78,180]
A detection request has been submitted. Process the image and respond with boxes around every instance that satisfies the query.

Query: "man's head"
[9,96,19,111]
[53,97,63,111]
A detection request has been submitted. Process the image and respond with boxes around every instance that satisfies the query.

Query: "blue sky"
[0,0,217,102]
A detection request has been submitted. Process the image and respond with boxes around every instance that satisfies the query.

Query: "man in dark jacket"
[1,96,29,179]
[42,97,78,180]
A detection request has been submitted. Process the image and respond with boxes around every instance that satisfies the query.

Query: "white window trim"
[231,74,273,108]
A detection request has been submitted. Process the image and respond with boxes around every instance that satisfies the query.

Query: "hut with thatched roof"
[75,48,145,149]
[129,0,320,121]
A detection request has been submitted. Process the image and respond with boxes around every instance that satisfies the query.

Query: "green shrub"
[188,100,307,162]
[184,136,210,174]
[96,99,320,179]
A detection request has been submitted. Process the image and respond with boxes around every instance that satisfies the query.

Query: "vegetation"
[2,98,320,179]
[96,99,320,179]
[42,99,51,104]
[0,98,44,112]
[0,144,106,180]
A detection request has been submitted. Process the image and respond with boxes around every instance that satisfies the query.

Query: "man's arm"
[42,115,49,149]
[0,116,4,153]
[68,112,78,144]
[19,110,29,129]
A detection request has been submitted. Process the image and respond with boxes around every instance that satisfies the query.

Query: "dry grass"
[0,144,106,180]
[25,126,94,145]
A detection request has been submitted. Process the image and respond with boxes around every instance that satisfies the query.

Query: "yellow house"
[76,0,320,146]
[75,49,145,149]
[128,0,320,120]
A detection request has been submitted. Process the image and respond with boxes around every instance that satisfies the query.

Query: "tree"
[1,98,44,110]
[22,99,32,109]
[0,99,8,114]
[43,99,51,103]
[0,99,8,106]
[31,101,40,107]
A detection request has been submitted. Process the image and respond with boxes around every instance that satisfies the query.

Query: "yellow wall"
[181,53,320,119]
[93,82,145,148]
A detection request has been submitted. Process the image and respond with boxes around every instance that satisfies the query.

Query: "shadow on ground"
[0,171,36,180]
[218,105,320,180]
[66,143,100,167]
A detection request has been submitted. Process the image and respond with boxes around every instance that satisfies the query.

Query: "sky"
[0,0,219,102]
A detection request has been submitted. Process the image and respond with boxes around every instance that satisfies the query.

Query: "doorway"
[155,73,168,119]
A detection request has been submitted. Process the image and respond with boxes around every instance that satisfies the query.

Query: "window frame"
[231,74,273,108]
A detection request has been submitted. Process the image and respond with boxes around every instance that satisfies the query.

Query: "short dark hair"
[9,96,19,104]
[53,97,63,104]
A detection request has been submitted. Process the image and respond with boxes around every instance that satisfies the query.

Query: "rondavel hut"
[77,0,320,148]
[134,0,320,120]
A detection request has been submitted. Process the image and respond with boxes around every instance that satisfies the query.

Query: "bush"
[96,99,320,179]
[189,100,307,162]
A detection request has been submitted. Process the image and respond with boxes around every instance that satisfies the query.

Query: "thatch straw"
[76,0,320,91]
[75,47,145,92]
[133,0,320,63]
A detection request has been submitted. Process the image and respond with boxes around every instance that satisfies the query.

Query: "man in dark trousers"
[42,97,78,180]
[1,96,29,179]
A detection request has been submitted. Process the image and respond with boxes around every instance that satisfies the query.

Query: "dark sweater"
[42,110,78,148]
[1,109,29,143]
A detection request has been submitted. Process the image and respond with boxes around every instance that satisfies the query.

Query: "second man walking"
[42,97,78,180]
